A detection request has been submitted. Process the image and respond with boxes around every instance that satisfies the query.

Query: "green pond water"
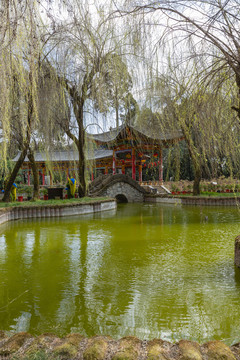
[0,203,240,345]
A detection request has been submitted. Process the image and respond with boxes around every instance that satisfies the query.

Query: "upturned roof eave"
[89,123,183,145]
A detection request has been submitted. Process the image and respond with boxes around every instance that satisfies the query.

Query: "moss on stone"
[0,332,33,356]
[1,333,240,360]
[53,343,77,358]
[24,333,59,357]
[112,336,141,360]
[53,333,84,359]
[178,340,202,360]
[147,339,170,360]
[83,337,109,360]
[14,350,56,360]
[112,348,138,360]
[147,345,169,359]
[205,341,236,360]
[65,333,84,346]
[119,336,141,346]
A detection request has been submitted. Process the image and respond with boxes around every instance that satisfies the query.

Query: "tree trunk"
[184,129,201,196]
[2,147,28,202]
[192,164,201,195]
[28,148,39,200]
[232,73,240,121]
[115,87,119,129]
[77,108,87,198]
[116,105,119,129]
[3,76,33,202]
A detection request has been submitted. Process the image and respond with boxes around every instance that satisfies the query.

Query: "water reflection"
[0,204,240,344]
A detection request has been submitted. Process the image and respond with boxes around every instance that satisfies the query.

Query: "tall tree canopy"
[44,0,134,196]
[120,0,240,120]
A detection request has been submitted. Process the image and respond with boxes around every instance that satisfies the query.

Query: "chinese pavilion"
[13,123,183,185]
[89,123,183,182]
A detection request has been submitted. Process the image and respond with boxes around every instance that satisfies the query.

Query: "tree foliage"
[114,0,240,192]
[2,0,240,198]
[43,0,135,196]
[0,0,45,200]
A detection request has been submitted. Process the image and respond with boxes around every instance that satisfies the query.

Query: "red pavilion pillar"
[122,162,125,174]
[42,168,45,186]
[139,164,142,182]
[132,148,136,180]
[28,170,30,186]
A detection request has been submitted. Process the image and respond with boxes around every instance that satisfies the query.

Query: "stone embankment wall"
[145,195,240,206]
[0,332,240,360]
[0,199,116,226]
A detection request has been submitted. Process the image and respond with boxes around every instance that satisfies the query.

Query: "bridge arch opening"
[115,194,128,203]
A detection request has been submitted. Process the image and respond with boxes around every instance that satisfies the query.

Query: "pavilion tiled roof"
[89,123,183,143]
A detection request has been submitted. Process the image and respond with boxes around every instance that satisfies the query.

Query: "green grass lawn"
[174,192,240,197]
[0,197,110,209]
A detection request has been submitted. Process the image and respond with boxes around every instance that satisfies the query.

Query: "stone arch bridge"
[88,174,148,203]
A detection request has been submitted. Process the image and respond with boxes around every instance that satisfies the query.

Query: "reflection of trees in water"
[52,221,90,336]
[1,206,240,340]
[0,226,28,331]
[61,218,144,337]
[71,222,119,336]
[234,266,240,285]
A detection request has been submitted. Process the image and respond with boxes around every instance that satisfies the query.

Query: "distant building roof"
[12,149,113,163]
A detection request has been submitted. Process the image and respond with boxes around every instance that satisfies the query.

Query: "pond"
[0,203,240,345]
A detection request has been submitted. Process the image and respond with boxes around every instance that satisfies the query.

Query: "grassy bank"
[172,192,240,197]
[0,197,110,209]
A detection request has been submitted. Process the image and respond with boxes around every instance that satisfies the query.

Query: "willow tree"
[93,54,133,129]
[120,0,240,120]
[0,1,43,201]
[147,61,238,194]
[45,1,132,197]
[109,0,240,191]
[0,0,66,201]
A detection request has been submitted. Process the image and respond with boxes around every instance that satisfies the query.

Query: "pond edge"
[0,199,116,225]
[0,332,240,359]
[145,195,240,206]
